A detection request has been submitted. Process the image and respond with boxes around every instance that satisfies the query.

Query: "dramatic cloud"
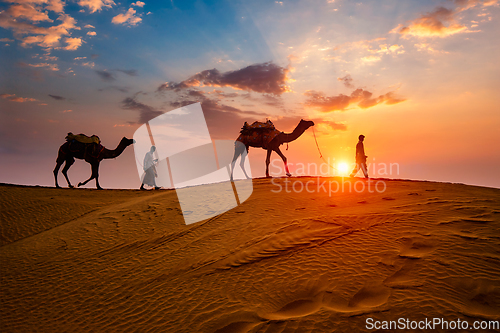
[87,31,96,36]
[112,8,142,26]
[158,62,292,96]
[78,0,115,13]
[131,1,145,7]
[121,96,163,124]
[48,94,65,100]
[0,6,81,50]
[390,0,497,38]
[84,24,95,28]
[338,75,354,88]
[0,93,37,103]
[392,7,467,38]
[95,70,115,81]
[304,88,406,112]
[2,3,53,22]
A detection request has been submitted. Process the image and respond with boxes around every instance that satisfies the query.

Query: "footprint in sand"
[214,321,261,333]
[347,283,392,309]
[398,237,436,259]
[358,200,368,204]
[382,197,395,201]
[264,284,391,320]
[213,311,264,333]
[263,294,324,320]
[322,283,392,312]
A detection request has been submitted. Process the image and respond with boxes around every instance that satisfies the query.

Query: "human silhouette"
[350,134,368,178]
[140,146,160,190]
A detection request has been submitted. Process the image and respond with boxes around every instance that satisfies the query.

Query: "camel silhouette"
[54,136,134,189]
[231,119,314,179]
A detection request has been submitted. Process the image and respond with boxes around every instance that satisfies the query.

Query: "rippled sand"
[1,178,499,332]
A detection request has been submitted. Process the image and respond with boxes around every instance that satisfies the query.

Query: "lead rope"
[312,126,338,171]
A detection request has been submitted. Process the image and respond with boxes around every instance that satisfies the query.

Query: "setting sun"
[338,162,350,175]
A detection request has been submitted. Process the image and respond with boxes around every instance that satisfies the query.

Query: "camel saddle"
[239,120,275,135]
[237,121,281,149]
[65,132,101,145]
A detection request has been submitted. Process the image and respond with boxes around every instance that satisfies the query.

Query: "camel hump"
[65,133,101,144]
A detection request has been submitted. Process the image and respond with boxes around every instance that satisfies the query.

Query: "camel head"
[120,137,135,147]
[300,119,315,129]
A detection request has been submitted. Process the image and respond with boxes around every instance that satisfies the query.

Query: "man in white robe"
[140,146,160,190]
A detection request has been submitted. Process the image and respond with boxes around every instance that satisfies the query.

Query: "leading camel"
[231,119,314,179]
[54,136,134,189]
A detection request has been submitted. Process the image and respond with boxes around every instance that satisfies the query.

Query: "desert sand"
[1,178,500,332]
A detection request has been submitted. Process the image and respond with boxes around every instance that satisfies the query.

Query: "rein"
[312,126,338,171]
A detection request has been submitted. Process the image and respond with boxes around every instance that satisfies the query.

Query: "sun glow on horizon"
[338,162,349,176]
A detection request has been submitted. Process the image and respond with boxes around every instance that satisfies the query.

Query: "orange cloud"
[5,3,53,22]
[78,0,115,13]
[61,37,82,50]
[25,62,59,71]
[454,0,499,11]
[0,93,37,103]
[131,1,145,7]
[304,88,406,112]
[391,7,468,38]
[0,5,80,50]
[392,0,498,38]
[112,8,142,26]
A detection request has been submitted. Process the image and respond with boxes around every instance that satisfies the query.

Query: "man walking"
[350,135,369,178]
[140,146,160,190]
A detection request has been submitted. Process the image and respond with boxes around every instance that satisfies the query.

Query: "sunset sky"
[1,0,499,189]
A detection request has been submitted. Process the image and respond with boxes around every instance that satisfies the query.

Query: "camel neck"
[102,140,128,159]
[283,123,308,143]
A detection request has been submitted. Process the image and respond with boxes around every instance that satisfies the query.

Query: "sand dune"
[1,178,500,332]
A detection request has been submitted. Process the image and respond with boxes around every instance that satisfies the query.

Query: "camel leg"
[275,147,291,177]
[231,143,247,181]
[78,162,102,189]
[265,149,272,178]
[53,158,64,188]
[230,146,241,181]
[95,164,102,190]
[239,150,250,179]
[61,157,75,188]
